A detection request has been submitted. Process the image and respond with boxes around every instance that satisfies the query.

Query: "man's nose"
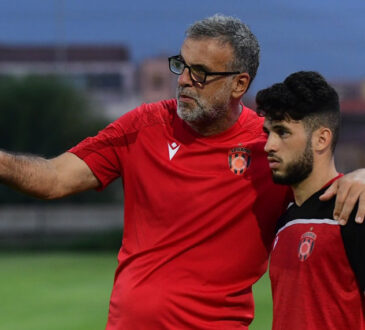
[264,135,277,153]
[177,67,193,86]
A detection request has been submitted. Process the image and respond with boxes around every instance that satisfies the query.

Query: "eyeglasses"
[168,55,240,84]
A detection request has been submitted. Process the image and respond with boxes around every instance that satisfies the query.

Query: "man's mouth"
[178,88,196,103]
[267,156,281,169]
[178,93,195,103]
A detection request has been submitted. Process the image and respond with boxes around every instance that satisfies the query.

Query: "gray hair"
[185,14,260,87]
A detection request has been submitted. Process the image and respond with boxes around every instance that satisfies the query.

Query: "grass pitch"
[251,271,273,329]
[0,252,272,329]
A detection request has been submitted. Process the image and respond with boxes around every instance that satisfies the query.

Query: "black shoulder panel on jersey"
[340,203,365,292]
[276,187,365,292]
[275,187,335,232]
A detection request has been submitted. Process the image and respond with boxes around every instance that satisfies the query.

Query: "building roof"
[0,44,129,63]
[341,100,365,114]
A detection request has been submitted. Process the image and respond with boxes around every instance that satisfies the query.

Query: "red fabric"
[69,99,290,329]
[322,173,344,189]
[270,171,364,330]
[270,222,365,330]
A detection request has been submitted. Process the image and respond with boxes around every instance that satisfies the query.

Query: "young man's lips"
[267,157,281,169]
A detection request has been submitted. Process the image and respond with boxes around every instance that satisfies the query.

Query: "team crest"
[228,147,251,175]
[298,231,317,261]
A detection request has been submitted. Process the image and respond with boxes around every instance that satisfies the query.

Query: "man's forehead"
[180,38,233,67]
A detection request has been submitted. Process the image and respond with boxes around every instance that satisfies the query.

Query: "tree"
[0,75,121,204]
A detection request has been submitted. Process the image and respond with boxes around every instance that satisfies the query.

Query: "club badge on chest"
[228,147,251,176]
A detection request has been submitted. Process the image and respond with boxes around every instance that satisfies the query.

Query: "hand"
[319,169,365,225]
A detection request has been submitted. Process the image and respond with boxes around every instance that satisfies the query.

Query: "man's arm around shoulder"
[0,151,99,199]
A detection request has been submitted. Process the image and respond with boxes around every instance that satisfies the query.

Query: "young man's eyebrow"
[271,122,288,129]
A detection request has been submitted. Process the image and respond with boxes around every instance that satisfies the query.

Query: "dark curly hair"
[256,71,340,152]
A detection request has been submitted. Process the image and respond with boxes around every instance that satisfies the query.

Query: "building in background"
[331,80,365,172]
[139,55,176,103]
[0,44,139,118]
[333,80,365,115]
[0,43,364,247]
[0,43,364,171]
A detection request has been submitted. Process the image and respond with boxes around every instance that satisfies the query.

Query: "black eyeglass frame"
[168,55,240,84]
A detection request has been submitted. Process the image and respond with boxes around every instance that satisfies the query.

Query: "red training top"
[270,176,365,330]
[69,99,290,329]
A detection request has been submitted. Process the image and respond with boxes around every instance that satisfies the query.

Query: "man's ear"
[313,127,333,153]
[231,73,250,99]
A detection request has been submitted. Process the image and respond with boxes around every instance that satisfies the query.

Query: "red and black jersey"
[270,179,365,330]
[69,99,290,329]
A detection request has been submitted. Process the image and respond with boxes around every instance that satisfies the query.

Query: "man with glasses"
[169,55,241,83]
[0,15,364,329]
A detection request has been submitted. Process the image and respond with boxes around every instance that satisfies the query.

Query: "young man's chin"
[272,173,290,185]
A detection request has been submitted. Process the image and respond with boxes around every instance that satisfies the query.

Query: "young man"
[258,71,365,329]
[0,16,365,329]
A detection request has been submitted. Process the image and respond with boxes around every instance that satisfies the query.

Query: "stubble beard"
[176,84,231,124]
[272,139,314,186]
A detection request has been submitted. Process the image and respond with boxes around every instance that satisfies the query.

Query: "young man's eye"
[277,129,290,137]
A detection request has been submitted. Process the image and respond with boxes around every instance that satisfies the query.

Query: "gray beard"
[176,87,229,124]
[177,101,226,123]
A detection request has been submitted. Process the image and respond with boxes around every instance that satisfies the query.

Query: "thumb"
[319,180,338,201]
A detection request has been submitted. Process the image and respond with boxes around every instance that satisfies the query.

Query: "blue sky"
[0,0,364,95]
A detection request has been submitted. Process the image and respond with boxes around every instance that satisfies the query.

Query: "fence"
[0,204,124,250]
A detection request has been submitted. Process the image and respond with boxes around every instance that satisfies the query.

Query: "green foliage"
[0,75,121,204]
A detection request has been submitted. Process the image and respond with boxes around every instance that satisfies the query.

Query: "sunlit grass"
[0,252,116,330]
[0,252,272,329]
[251,272,273,329]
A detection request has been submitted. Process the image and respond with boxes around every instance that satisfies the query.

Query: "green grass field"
[0,252,272,329]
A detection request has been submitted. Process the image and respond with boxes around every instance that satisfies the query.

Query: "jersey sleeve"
[68,100,174,191]
[68,123,124,190]
[340,203,365,292]
[68,106,145,191]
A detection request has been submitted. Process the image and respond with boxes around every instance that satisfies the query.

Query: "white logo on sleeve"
[168,142,181,160]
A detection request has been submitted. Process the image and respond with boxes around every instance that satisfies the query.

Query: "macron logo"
[168,142,181,160]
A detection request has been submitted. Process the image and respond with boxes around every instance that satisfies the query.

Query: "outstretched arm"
[0,151,99,199]
[320,169,365,225]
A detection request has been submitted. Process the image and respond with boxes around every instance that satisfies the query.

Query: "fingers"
[335,185,359,225]
[332,182,351,225]
[320,169,365,225]
[319,181,338,201]
[354,193,365,224]
[334,180,365,225]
